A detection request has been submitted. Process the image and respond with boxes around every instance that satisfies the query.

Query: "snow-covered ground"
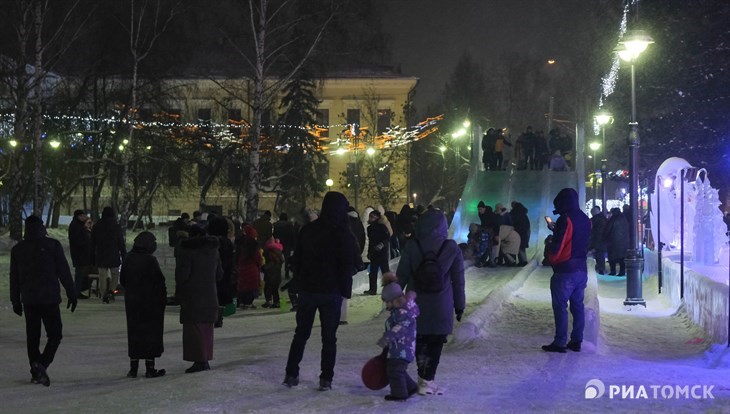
[1,228,729,413]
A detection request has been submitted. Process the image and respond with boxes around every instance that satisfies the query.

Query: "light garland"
[0,112,443,153]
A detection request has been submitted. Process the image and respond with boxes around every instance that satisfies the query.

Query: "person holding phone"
[542,188,591,353]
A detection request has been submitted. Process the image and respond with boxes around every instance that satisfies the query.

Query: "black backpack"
[412,239,448,293]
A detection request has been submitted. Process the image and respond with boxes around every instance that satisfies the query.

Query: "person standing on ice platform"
[283,191,358,391]
[542,188,591,353]
[396,208,465,395]
[10,215,77,386]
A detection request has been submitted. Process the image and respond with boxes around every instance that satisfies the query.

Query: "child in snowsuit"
[262,237,284,308]
[377,272,420,401]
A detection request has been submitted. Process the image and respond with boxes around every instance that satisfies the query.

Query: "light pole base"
[623,298,647,307]
[624,253,646,307]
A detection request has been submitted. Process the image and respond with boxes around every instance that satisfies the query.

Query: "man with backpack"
[395,209,465,396]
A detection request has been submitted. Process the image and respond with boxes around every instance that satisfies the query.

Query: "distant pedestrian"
[273,213,296,279]
[68,209,92,299]
[10,215,77,386]
[364,210,391,295]
[236,225,262,309]
[603,207,629,276]
[262,237,284,308]
[120,231,167,378]
[91,207,127,303]
[542,188,590,353]
[589,206,607,275]
[549,150,567,171]
[252,211,273,247]
[175,225,223,373]
[168,212,190,247]
[396,209,465,395]
[208,216,236,327]
[509,201,530,265]
[283,192,359,391]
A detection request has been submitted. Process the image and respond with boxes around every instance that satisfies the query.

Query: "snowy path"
[2,242,729,412]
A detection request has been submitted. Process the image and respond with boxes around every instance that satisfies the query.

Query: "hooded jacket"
[547,188,591,274]
[291,191,358,298]
[396,209,465,336]
[175,235,223,324]
[68,214,92,267]
[10,217,75,305]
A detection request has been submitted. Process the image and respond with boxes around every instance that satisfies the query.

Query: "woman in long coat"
[120,231,167,378]
[396,209,465,396]
[175,226,223,373]
[603,207,629,276]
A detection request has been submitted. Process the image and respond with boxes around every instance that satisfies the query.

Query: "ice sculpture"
[650,158,727,264]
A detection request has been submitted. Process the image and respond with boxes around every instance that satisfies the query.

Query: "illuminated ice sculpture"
[650,157,726,264]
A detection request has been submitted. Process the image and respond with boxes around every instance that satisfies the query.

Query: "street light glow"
[366,146,375,156]
[547,59,556,64]
[662,177,674,188]
[589,142,601,152]
[9,139,18,147]
[452,128,466,139]
[49,140,61,149]
[439,145,447,152]
[325,178,333,187]
[617,30,654,62]
[336,146,347,155]
[462,119,471,128]
[594,112,614,126]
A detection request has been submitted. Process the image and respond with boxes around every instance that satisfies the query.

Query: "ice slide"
[449,169,583,250]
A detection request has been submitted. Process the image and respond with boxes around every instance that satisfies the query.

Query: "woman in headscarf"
[120,231,167,378]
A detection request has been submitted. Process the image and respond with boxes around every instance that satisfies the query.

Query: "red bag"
[361,348,388,390]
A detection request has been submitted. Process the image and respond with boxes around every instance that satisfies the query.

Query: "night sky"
[377,0,602,110]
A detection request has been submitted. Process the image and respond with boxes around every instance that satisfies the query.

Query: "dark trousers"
[550,271,587,346]
[415,334,446,381]
[24,304,63,369]
[495,152,504,169]
[608,258,626,275]
[368,253,390,293]
[74,265,91,295]
[285,292,342,381]
[386,359,417,398]
[264,281,280,304]
[594,249,606,274]
[283,247,292,279]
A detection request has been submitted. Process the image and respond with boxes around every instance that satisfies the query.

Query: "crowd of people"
[461,200,531,268]
[9,195,466,401]
[481,126,574,172]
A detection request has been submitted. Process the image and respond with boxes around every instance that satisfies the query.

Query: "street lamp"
[594,111,614,210]
[413,193,417,206]
[589,141,601,208]
[49,139,61,149]
[617,29,653,308]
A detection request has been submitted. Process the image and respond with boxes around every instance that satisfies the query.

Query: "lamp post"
[594,111,613,211]
[617,29,653,308]
[589,142,601,208]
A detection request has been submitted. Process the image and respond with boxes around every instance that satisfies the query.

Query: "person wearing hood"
[603,207,629,276]
[283,191,358,391]
[208,216,236,326]
[542,188,591,353]
[589,206,608,275]
[120,231,167,378]
[364,210,391,295]
[395,209,465,396]
[91,207,127,303]
[10,215,77,386]
[509,201,530,266]
[175,225,223,373]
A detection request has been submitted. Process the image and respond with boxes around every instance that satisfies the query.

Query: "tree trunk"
[245,0,267,222]
[32,0,44,217]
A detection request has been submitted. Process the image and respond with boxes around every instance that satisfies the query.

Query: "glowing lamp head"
[439,145,447,153]
[452,128,466,139]
[594,112,613,126]
[662,177,674,189]
[366,147,376,156]
[325,178,334,187]
[617,30,654,62]
[336,146,347,155]
[589,142,601,152]
[547,59,556,65]
[49,140,61,149]
[9,139,18,147]
[462,119,471,128]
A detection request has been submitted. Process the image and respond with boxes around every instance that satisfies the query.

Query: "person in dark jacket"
[68,209,92,298]
[252,211,273,248]
[175,226,223,373]
[91,206,127,303]
[120,231,167,378]
[10,215,77,386]
[208,216,235,327]
[509,201,531,266]
[396,204,417,249]
[589,206,607,275]
[481,128,495,170]
[364,210,391,295]
[273,213,296,279]
[347,207,366,258]
[604,207,629,276]
[283,191,358,391]
[396,209,465,396]
[168,212,190,247]
[543,188,591,353]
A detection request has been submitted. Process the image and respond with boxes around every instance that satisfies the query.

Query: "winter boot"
[145,359,166,378]
[282,375,299,387]
[32,362,50,387]
[127,359,139,378]
[567,341,582,352]
[541,343,567,353]
[261,301,272,308]
[417,377,443,395]
[185,361,210,374]
[318,379,332,391]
